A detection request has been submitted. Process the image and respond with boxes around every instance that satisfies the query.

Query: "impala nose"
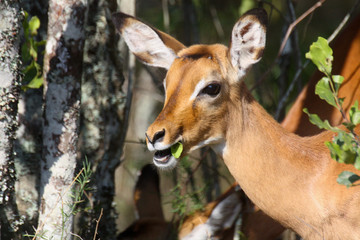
[146,129,165,145]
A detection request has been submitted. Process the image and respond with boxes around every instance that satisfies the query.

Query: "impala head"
[113,9,267,169]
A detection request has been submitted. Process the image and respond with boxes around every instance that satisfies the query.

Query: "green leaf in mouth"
[171,142,183,159]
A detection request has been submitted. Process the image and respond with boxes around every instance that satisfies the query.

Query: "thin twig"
[93,208,103,240]
[209,5,224,39]
[277,0,326,58]
[274,61,310,120]
[162,0,170,33]
[124,139,146,145]
[71,232,84,240]
[274,0,301,121]
[327,0,360,43]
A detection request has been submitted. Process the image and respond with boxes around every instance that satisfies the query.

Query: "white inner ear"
[181,192,241,240]
[207,192,242,230]
[122,22,177,69]
[230,19,266,79]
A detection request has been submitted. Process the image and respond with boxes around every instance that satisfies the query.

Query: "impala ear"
[133,164,164,220]
[229,8,267,79]
[206,186,242,232]
[112,12,186,69]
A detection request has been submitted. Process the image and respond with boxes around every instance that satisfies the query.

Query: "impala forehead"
[164,58,222,101]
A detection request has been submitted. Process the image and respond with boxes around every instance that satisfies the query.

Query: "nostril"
[145,133,152,144]
[152,129,165,144]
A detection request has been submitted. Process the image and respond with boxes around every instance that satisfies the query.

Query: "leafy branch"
[304,37,360,187]
[21,11,46,90]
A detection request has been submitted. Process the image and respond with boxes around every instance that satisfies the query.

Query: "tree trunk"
[0,0,23,238]
[36,0,86,238]
[78,0,134,238]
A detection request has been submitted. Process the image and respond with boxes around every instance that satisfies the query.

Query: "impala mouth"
[152,142,181,170]
[154,148,172,164]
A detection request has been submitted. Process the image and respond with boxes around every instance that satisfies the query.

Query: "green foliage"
[348,101,360,129]
[305,37,333,75]
[167,183,205,228]
[69,158,93,216]
[337,171,360,187]
[303,108,341,133]
[171,142,183,159]
[21,11,46,90]
[304,37,360,187]
[166,156,205,228]
[314,76,343,109]
[61,158,93,239]
[325,132,359,164]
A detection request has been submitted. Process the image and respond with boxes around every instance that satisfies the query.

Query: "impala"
[113,8,360,239]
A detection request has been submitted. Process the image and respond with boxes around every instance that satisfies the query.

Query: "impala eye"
[200,83,221,97]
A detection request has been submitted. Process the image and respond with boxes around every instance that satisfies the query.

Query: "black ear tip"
[112,12,134,32]
[243,8,268,27]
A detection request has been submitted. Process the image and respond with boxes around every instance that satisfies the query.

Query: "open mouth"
[153,148,172,165]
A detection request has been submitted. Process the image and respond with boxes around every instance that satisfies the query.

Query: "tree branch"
[277,0,326,58]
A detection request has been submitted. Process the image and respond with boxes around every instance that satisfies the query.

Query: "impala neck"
[220,82,326,232]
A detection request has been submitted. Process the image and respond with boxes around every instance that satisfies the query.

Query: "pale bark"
[0,0,23,238]
[36,0,86,239]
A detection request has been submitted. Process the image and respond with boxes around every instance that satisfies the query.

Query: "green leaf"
[305,37,333,75]
[22,11,29,39]
[354,155,360,170]
[171,142,183,159]
[342,122,355,132]
[326,141,343,162]
[22,61,44,90]
[303,108,341,132]
[315,77,337,108]
[337,171,360,187]
[332,75,344,93]
[328,132,357,164]
[29,38,38,60]
[35,40,47,47]
[26,77,44,89]
[29,16,40,36]
[21,43,31,64]
[22,61,38,83]
[350,101,360,125]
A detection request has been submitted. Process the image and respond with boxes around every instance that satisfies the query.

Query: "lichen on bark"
[36,0,87,239]
[78,0,127,238]
[0,0,24,238]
